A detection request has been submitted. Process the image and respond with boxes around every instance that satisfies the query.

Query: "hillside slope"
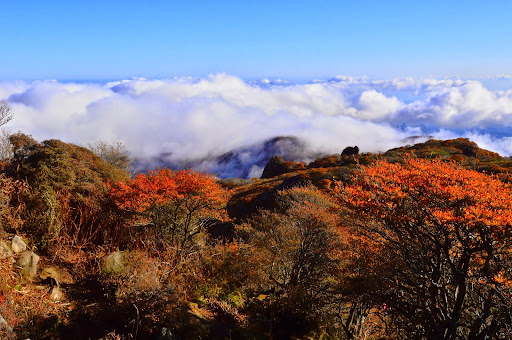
[223,138,512,220]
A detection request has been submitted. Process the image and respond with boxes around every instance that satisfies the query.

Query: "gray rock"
[0,241,14,262]
[16,251,40,280]
[16,250,39,268]
[11,235,27,254]
[102,251,125,276]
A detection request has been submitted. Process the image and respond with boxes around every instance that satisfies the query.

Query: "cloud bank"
[2,74,512,177]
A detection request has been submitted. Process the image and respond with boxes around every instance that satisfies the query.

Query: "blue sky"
[1,0,512,80]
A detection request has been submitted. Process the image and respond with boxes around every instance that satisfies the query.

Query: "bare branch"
[0,101,13,127]
[0,128,13,160]
[88,140,134,175]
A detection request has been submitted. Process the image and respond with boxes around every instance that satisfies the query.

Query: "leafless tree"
[0,101,13,127]
[88,140,134,175]
[0,129,13,160]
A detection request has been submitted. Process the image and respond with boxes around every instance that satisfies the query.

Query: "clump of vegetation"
[88,140,134,175]
[4,133,128,252]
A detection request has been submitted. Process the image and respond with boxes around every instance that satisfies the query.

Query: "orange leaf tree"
[108,169,229,258]
[336,158,512,339]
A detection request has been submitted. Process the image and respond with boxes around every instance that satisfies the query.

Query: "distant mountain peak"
[134,135,320,179]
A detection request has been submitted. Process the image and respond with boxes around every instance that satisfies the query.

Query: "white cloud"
[399,82,512,128]
[2,74,512,177]
[356,90,402,121]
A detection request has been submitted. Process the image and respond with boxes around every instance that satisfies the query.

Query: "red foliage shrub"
[107,169,230,260]
[336,158,512,338]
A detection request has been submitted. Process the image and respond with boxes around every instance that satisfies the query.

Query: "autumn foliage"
[337,158,512,339]
[5,134,512,339]
[108,169,228,214]
[107,169,229,257]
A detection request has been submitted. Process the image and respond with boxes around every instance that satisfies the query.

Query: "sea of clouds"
[2,74,512,177]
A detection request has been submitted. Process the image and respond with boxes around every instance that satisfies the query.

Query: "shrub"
[237,185,344,338]
[337,158,512,338]
[107,169,229,262]
[3,135,129,252]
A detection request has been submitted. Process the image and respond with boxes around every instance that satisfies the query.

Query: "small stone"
[49,287,64,302]
[102,251,125,276]
[11,235,27,254]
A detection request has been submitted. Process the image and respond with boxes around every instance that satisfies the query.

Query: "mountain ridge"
[223,137,512,220]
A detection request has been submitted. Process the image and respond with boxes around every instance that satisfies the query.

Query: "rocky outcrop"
[341,146,359,156]
[40,266,75,286]
[261,156,287,179]
[261,156,306,179]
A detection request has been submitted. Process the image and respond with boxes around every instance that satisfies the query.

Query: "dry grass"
[0,253,69,338]
[98,330,132,340]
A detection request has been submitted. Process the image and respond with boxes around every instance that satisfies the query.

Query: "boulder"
[102,251,125,276]
[40,266,74,285]
[16,251,40,280]
[11,235,27,254]
[341,146,359,156]
[261,156,305,179]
